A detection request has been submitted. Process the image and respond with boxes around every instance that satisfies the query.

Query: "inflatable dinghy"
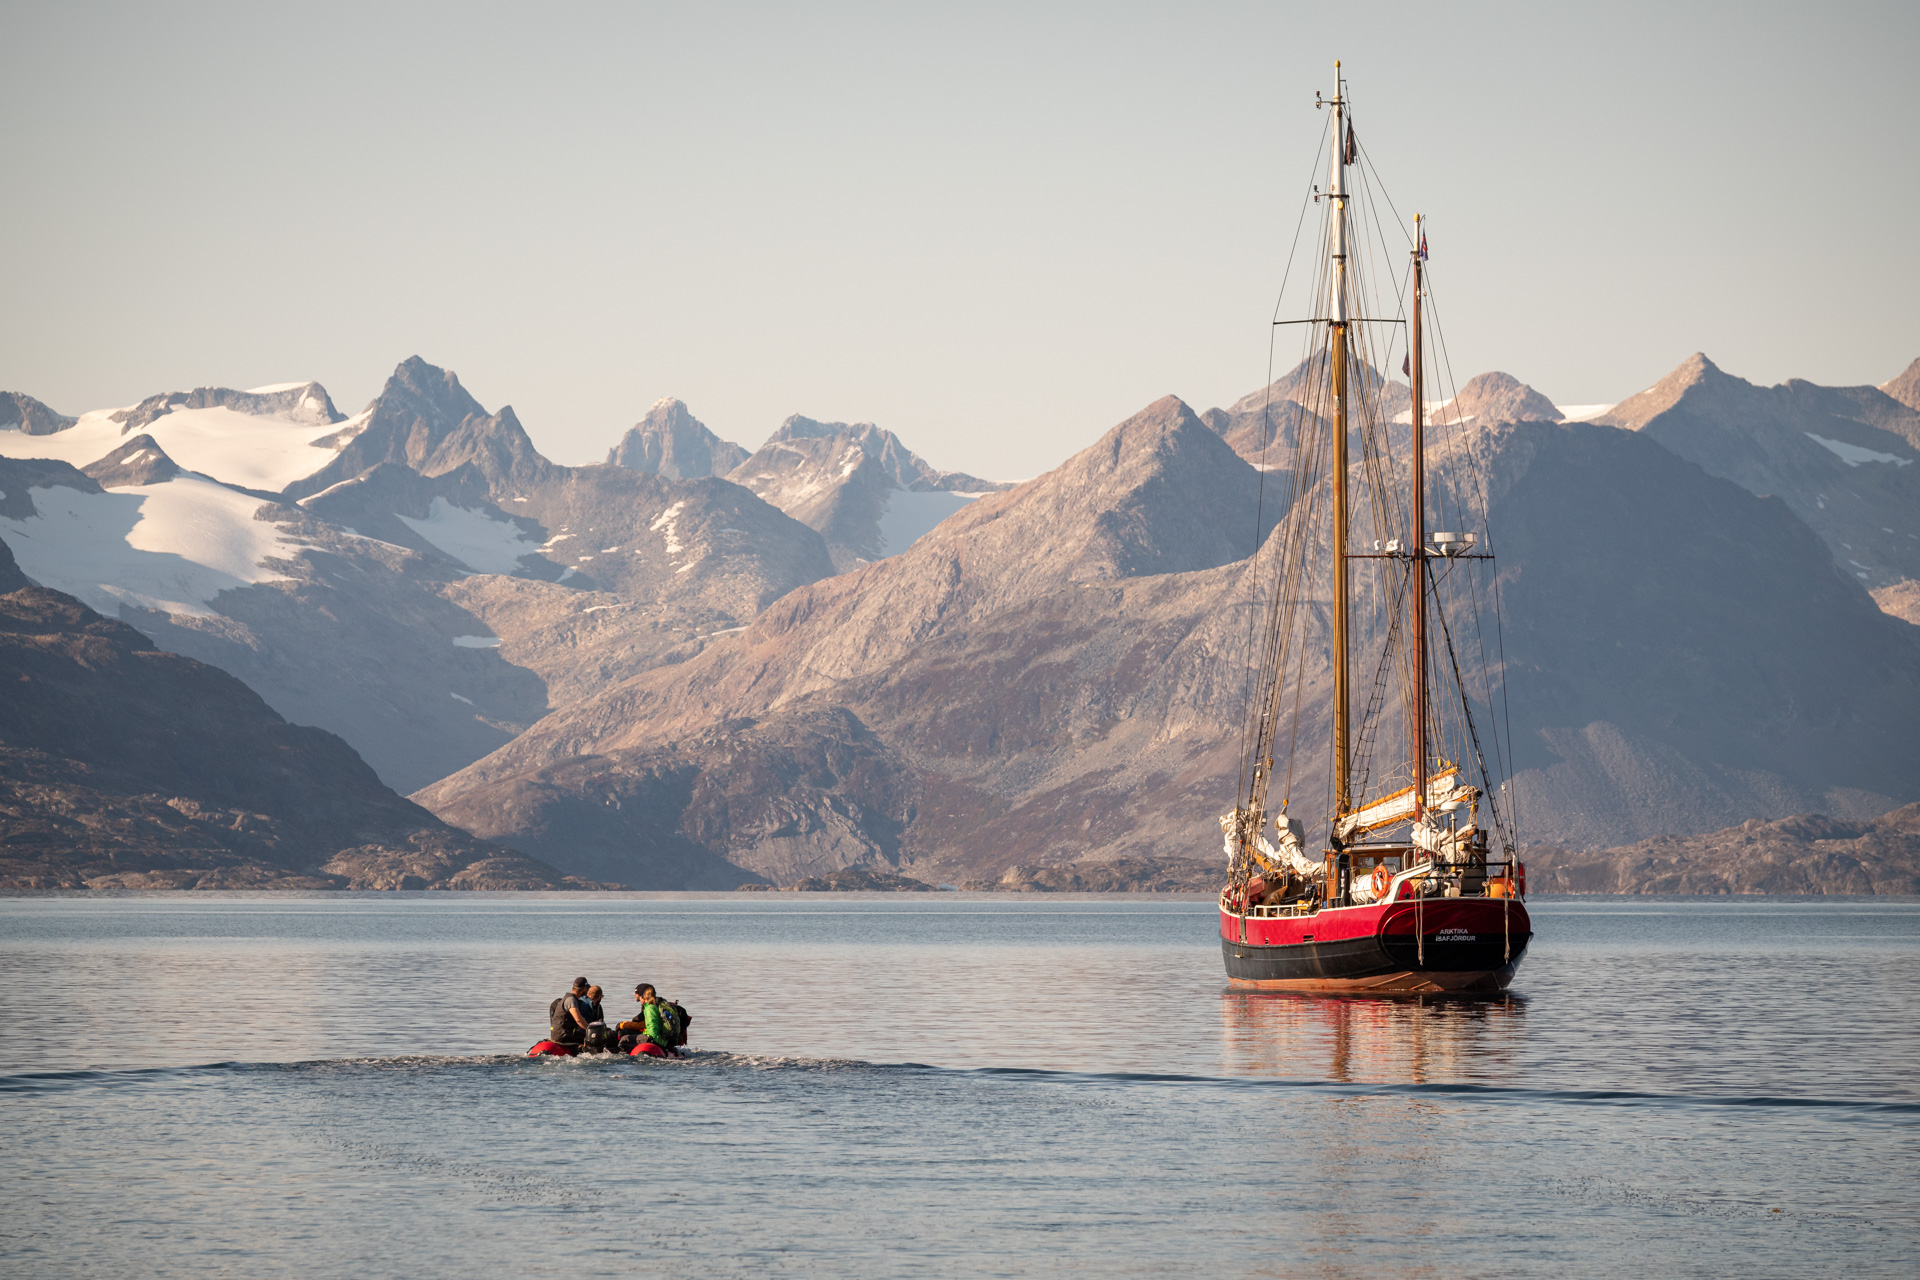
[526,1039,677,1059]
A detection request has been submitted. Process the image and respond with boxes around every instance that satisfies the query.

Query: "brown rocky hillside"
[0,539,597,892]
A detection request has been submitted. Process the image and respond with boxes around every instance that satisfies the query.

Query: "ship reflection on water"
[1219,989,1527,1085]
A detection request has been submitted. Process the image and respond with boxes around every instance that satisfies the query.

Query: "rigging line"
[1350,568,1409,811]
[1433,580,1510,848]
[1234,109,1334,806]
[1491,563,1521,852]
[1354,137,1414,247]
[1419,265,1517,849]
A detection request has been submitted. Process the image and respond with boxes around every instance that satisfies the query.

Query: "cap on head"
[572,976,589,992]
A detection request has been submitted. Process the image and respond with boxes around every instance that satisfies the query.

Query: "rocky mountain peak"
[111,382,344,432]
[607,398,750,479]
[880,393,1272,590]
[386,356,488,427]
[283,357,551,500]
[1881,357,1920,414]
[80,434,183,488]
[1439,371,1562,424]
[0,391,77,436]
[1597,352,1734,430]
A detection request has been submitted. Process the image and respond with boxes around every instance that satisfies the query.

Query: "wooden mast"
[1410,214,1428,832]
[1329,62,1352,843]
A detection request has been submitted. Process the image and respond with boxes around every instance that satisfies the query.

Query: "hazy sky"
[4,2,1915,478]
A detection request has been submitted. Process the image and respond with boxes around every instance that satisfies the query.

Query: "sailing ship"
[1219,64,1530,993]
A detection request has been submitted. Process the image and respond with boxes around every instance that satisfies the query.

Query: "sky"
[3,1,1915,479]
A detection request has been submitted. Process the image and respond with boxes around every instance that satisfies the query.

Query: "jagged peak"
[379,356,488,424]
[108,382,343,431]
[0,391,77,436]
[609,398,747,478]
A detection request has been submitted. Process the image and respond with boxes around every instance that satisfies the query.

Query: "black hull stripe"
[1222,933,1532,982]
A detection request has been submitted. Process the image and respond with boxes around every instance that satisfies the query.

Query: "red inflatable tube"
[630,1042,668,1058]
[527,1040,579,1057]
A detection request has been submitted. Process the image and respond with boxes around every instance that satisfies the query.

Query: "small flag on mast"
[1418,229,1429,260]
[1402,354,1411,377]
[1343,123,1357,165]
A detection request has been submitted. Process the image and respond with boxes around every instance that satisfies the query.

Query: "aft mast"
[1410,214,1428,831]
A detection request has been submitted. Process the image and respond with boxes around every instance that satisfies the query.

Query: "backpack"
[669,1001,691,1047]
[656,1003,681,1044]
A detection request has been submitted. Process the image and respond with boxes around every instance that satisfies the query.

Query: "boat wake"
[5,1052,1915,1121]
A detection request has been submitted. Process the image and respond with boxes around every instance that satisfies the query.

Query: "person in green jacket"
[619,983,674,1053]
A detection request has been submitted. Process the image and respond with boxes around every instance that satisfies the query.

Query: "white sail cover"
[1333,770,1476,841]
[1412,818,1477,862]
[1219,811,1320,878]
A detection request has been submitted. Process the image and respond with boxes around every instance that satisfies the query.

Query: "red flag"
[1402,354,1411,377]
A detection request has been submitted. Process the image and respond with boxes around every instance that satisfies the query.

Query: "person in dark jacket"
[550,976,594,1045]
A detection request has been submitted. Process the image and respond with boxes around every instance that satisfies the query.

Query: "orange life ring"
[1370,864,1391,898]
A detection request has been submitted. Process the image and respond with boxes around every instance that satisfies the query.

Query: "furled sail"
[1332,768,1474,841]
[1411,818,1478,862]
[1221,811,1321,879]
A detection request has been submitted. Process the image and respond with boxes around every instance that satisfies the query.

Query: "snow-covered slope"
[0,382,357,494]
[724,416,1007,570]
[0,464,313,616]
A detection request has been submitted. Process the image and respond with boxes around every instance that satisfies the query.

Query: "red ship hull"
[1220,895,1531,993]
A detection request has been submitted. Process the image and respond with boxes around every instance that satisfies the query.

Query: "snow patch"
[245,381,311,394]
[450,692,475,705]
[451,635,502,648]
[397,497,543,573]
[650,500,688,554]
[0,403,352,492]
[1806,433,1913,468]
[1555,403,1616,422]
[0,476,313,617]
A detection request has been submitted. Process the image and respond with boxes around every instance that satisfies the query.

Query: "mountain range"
[0,539,589,891]
[610,400,1011,572]
[1,350,1916,891]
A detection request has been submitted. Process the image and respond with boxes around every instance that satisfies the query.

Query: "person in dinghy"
[527,978,691,1058]
[617,983,691,1058]
[528,976,618,1057]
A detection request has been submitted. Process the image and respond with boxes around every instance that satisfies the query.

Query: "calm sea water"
[1,893,1916,1277]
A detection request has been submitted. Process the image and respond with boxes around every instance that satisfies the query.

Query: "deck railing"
[1222,859,1523,918]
